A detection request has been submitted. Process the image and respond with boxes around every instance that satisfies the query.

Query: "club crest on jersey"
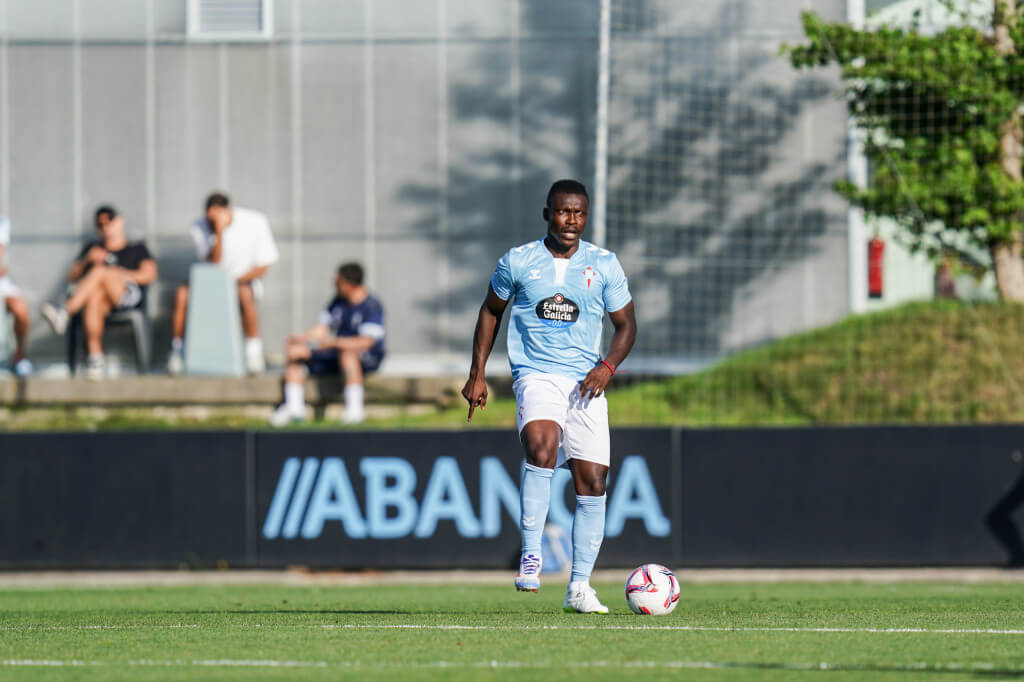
[583,265,596,288]
[536,293,579,328]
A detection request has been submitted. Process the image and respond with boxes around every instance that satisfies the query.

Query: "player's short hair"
[94,205,118,227]
[337,262,364,286]
[205,192,230,211]
[546,179,589,206]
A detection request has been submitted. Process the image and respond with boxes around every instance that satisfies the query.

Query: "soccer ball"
[625,563,679,615]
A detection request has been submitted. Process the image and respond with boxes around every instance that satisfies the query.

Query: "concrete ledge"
[0,374,500,407]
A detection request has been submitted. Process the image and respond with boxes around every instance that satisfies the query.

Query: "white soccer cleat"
[269,404,303,427]
[563,583,609,614]
[41,302,69,335]
[514,553,542,592]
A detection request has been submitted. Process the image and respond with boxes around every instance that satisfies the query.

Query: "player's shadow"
[683,660,1022,679]
[985,462,1024,568]
[166,609,407,615]
[165,608,516,615]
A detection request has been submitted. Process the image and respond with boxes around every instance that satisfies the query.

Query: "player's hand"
[86,246,108,265]
[461,375,488,422]
[579,364,613,400]
[209,209,231,234]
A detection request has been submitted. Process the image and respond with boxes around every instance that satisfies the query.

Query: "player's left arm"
[579,302,636,399]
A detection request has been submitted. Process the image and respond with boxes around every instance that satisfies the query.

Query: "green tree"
[785,1,1024,300]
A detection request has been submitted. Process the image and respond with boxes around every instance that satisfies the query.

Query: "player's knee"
[577,477,607,497]
[521,431,559,468]
[237,284,254,305]
[175,285,189,306]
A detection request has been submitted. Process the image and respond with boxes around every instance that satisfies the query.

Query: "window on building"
[187,0,273,41]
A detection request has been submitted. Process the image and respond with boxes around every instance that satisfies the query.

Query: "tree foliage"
[785,7,1024,259]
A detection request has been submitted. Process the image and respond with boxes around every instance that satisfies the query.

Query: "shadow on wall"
[604,0,846,359]
[403,0,844,362]
[397,0,601,355]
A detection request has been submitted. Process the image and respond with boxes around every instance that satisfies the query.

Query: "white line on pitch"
[2,659,1022,673]
[0,624,200,631]
[320,623,1024,635]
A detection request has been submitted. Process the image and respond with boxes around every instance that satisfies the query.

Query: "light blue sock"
[520,462,554,554]
[570,494,606,583]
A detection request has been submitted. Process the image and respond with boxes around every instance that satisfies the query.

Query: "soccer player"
[461,179,636,614]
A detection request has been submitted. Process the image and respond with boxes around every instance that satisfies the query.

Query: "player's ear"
[542,206,550,222]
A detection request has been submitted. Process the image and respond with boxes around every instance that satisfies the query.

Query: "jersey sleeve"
[0,216,9,246]
[136,242,154,263]
[190,220,211,260]
[253,213,280,268]
[357,299,386,339]
[603,254,632,312]
[489,251,515,301]
[317,307,333,327]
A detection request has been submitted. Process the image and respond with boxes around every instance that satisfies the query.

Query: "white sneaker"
[12,358,34,377]
[85,355,105,381]
[246,345,265,374]
[41,303,69,335]
[563,583,609,614]
[167,349,184,376]
[514,553,542,592]
[341,408,365,424]
[269,404,303,427]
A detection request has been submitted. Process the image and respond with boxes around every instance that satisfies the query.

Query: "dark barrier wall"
[0,432,248,567]
[1,426,1023,567]
[682,426,1024,566]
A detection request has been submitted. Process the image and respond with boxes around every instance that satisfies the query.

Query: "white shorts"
[0,275,20,300]
[513,372,610,468]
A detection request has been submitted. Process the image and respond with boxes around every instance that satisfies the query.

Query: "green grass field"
[2,581,1024,681]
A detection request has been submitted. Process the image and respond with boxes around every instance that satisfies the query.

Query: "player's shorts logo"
[536,293,579,328]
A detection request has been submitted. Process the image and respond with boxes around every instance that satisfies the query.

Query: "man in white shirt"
[0,216,33,376]
[167,192,279,375]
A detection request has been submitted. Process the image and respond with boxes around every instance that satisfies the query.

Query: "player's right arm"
[462,285,509,422]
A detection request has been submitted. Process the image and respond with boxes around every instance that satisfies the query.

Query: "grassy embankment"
[3,301,1023,429]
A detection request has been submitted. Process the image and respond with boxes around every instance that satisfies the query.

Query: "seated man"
[42,206,157,380]
[167,192,279,375]
[270,262,386,426]
[0,216,33,376]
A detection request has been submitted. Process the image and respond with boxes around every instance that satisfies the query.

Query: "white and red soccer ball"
[625,563,680,615]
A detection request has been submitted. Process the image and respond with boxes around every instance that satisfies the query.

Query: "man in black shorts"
[42,205,158,379]
[269,262,386,425]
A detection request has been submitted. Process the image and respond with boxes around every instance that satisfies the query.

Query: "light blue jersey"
[490,239,632,381]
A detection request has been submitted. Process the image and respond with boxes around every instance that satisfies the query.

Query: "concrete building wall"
[0,0,851,374]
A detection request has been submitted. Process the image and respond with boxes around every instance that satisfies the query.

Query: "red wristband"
[600,360,616,374]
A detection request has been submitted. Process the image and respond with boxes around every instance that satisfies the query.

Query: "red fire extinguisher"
[868,236,884,299]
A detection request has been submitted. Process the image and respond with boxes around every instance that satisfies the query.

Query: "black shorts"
[306,348,383,376]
